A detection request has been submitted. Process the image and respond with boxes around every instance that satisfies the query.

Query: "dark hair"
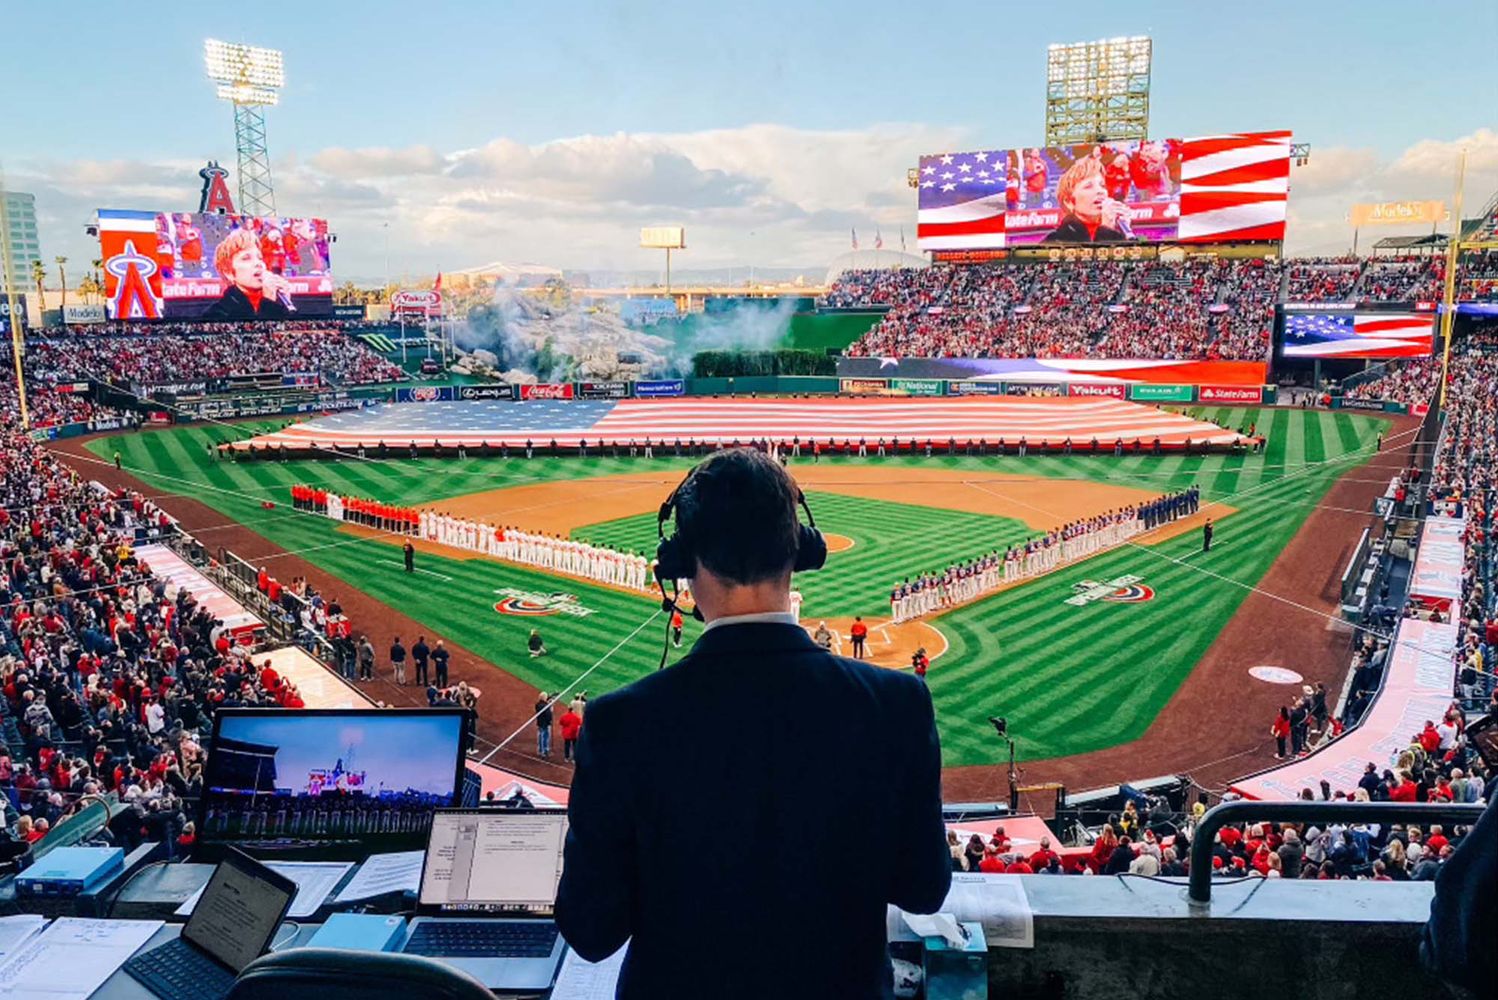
[675,448,800,584]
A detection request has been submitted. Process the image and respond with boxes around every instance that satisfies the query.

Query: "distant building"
[1,191,41,292]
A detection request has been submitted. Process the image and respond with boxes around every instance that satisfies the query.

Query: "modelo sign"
[840,377,888,395]
[1068,383,1126,399]
[63,303,107,324]
[391,290,442,314]
[519,382,575,401]
[1199,385,1264,404]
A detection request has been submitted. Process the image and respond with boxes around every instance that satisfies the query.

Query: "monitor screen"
[199,709,468,848]
[419,811,569,914]
[182,852,296,973]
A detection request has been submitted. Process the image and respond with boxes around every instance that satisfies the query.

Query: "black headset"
[652,460,827,665]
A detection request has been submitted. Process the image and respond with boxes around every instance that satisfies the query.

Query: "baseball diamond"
[77,404,1389,787]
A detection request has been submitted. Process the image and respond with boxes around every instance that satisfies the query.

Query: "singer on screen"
[202,228,295,320]
[1043,156,1130,243]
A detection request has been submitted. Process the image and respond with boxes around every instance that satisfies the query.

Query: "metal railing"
[1188,800,1486,905]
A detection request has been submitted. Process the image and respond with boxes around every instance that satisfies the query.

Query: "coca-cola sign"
[519,382,575,401]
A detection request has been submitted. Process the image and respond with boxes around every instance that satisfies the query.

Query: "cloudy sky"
[6,0,1496,281]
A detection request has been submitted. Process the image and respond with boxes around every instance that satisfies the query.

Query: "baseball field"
[75,405,1391,790]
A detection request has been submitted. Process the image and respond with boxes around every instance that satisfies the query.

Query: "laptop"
[400,809,570,991]
[125,849,298,1000]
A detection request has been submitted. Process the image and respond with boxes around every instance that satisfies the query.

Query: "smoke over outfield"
[449,282,798,380]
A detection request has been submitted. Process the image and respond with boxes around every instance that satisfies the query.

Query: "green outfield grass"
[85,406,1383,766]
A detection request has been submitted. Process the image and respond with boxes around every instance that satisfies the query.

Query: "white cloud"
[15,125,1498,276]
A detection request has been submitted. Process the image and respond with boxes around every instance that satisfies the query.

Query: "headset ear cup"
[794,526,827,573]
[655,536,691,584]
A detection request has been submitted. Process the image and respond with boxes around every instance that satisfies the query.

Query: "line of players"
[294,485,654,591]
[417,512,654,592]
[889,487,1200,622]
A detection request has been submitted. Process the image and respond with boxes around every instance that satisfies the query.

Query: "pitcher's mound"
[802,616,947,672]
[823,533,855,554]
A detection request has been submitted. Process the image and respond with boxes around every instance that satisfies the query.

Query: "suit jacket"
[555,622,951,999]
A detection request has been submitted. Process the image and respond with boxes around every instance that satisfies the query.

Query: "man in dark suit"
[557,448,951,999]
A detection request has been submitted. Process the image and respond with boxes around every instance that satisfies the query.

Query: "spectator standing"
[535,693,554,759]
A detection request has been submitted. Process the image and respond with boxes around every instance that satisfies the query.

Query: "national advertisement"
[520,382,575,401]
[1198,385,1264,404]
[634,379,685,397]
[1129,383,1195,403]
[576,381,630,399]
[890,378,945,396]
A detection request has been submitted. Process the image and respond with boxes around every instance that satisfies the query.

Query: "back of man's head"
[676,448,800,584]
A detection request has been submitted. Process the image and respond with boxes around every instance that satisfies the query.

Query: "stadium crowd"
[22,327,406,389]
[840,258,1282,361]
[1344,357,1443,406]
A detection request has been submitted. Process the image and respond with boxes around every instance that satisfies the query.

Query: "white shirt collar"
[702,611,799,633]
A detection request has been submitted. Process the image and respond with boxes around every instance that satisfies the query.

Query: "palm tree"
[92,258,103,301]
[55,256,68,312]
[31,259,45,314]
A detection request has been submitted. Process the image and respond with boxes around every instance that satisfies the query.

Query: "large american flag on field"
[915,131,1291,250]
[238,397,1244,451]
[1282,312,1434,359]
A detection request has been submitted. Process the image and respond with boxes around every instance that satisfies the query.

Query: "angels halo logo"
[1064,574,1155,607]
[493,588,594,618]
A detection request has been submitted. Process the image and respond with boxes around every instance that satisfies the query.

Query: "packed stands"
[1360,257,1445,303]
[1284,257,1361,302]
[1344,358,1443,407]
[20,325,407,389]
[841,258,1279,361]
[1460,249,1498,300]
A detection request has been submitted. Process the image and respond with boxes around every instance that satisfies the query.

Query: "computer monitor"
[198,708,469,852]
[417,810,569,915]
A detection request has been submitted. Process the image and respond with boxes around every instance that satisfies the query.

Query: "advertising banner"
[1067,382,1126,399]
[1198,385,1264,404]
[1128,383,1195,403]
[1349,200,1445,228]
[1340,396,1387,412]
[391,290,443,315]
[332,304,367,321]
[890,378,945,396]
[946,380,1004,396]
[1004,383,1065,397]
[457,384,517,401]
[916,131,1290,250]
[395,386,455,403]
[520,382,575,401]
[839,377,889,395]
[0,295,26,333]
[634,378,686,397]
[576,381,629,399]
[63,303,107,324]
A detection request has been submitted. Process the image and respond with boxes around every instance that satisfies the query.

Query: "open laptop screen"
[419,811,569,914]
[182,851,297,973]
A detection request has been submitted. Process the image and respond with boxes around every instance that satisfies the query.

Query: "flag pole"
[1436,150,1465,410]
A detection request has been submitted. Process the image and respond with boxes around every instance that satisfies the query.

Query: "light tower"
[204,39,284,217]
[1045,36,1152,146]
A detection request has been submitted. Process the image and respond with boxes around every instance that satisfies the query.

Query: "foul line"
[378,561,453,581]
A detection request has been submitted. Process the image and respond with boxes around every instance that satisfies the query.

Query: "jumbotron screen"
[99,209,334,321]
[916,131,1291,251]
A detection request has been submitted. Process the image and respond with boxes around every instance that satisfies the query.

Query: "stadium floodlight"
[204,39,284,216]
[1045,36,1152,147]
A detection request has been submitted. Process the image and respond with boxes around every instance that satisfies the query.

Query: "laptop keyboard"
[405,921,560,958]
[125,939,237,1000]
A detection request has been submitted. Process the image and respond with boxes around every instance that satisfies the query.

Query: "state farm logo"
[1064,575,1155,607]
[493,588,594,617]
[1198,385,1263,404]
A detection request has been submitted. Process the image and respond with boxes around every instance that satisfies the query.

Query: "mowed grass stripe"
[83,410,1383,766]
